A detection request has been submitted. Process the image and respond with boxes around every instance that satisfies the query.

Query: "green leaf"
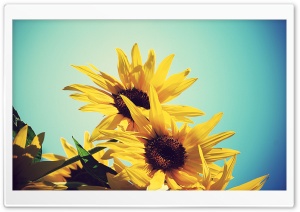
[13,107,42,163]
[72,137,117,188]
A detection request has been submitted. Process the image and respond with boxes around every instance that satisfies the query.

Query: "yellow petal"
[89,64,125,90]
[42,153,67,161]
[97,142,145,154]
[205,148,240,163]
[116,48,131,89]
[160,78,197,103]
[148,170,165,190]
[184,113,223,149]
[60,138,78,158]
[71,65,120,94]
[210,156,236,190]
[172,169,199,188]
[151,54,174,89]
[24,132,44,158]
[131,43,143,68]
[98,130,144,148]
[125,164,151,188]
[107,172,135,190]
[162,105,205,118]
[64,84,114,104]
[149,84,168,135]
[165,171,182,190]
[83,131,92,150]
[79,103,118,116]
[121,95,155,137]
[132,65,145,90]
[201,131,235,152]
[117,117,130,131]
[229,174,269,190]
[90,114,124,142]
[113,157,127,173]
[198,145,211,188]
[142,49,155,91]
[101,148,145,164]
[13,125,28,148]
[157,68,191,101]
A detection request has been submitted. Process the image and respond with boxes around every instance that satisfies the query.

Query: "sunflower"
[96,85,239,190]
[13,125,65,190]
[199,148,269,190]
[42,131,108,184]
[64,43,204,142]
[42,131,134,190]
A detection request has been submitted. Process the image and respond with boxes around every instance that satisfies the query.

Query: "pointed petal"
[205,148,240,163]
[60,138,78,158]
[71,65,120,94]
[198,145,211,188]
[107,172,135,190]
[151,54,175,89]
[116,48,131,89]
[160,78,197,103]
[131,43,143,68]
[25,132,44,158]
[148,170,166,190]
[98,129,144,148]
[83,131,93,150]
[90,114,124,142]
[79,104,118,116]
[89,64,125,90]
[142,49,155,91]
[162,105,205,118]
[184,113,223,149]
[121,95,155,137]
[229,174,269,190]
[13,125,28,148]
[210,156,236,190]
[201,131,235,152]
[113,157,127,173]
[171,118,179,136]
[157,68,191,101]
[149,84,168,135]
[172,169,199,188]
[42,153,67,161]
[125,164,151,188]
[165,171,182,190]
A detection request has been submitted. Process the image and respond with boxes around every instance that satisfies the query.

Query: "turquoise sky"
[13,20,286,190]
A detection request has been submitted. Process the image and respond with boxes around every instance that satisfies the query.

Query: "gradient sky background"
[13,20,286,190]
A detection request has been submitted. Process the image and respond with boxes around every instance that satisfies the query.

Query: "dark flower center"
[145,135,186,171]
[113,88,150,119]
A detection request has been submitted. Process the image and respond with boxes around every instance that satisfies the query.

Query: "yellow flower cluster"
[13,44,268,190]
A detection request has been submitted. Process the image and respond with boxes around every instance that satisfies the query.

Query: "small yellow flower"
[64,43,204,141]
[97,85,239,190]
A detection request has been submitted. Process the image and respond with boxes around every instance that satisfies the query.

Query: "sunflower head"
[97,85,239,190]
[64,43,205,141]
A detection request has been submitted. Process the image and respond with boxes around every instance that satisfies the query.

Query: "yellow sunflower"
[96,85,239,190]
[64,43,204,141]
[13,125,65,190]
[199,148,269,190]
[42,131,108,184]
[41,131,134,190]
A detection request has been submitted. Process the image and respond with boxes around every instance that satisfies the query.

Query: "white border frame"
[3,4,294,207]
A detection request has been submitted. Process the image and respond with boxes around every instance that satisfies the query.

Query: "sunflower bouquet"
[13,44,268,190]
